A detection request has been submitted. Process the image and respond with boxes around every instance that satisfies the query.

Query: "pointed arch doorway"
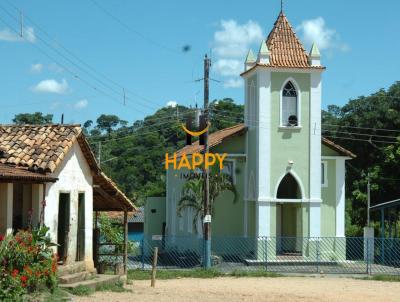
[275,173,303,255]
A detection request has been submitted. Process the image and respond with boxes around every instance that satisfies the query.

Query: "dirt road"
[74,276,400,302]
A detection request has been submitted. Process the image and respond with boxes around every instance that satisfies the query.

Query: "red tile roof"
[241,12,325,76]
[322,137,356,158]
[0,163,57,182]
[266,12,310,68]
[175,124,247,157]
[0,124,97,173]
[0,124,135,211]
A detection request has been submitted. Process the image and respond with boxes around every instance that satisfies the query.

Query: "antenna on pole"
[20,10,23,37]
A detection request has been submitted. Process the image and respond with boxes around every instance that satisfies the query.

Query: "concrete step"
[58,271,93,284]
[59,274,121,290]
[57,261,87,277]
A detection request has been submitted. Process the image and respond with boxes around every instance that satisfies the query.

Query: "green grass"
[25,288,71,302]
[229,270,282,278]
[67,281,130,297]
[361,275,400,282]
[95,281,131,293]
[128,269,282,280]
[69,285,95,296]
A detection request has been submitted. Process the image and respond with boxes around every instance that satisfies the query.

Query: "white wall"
[45,143,94,269]
[0,183,13,235]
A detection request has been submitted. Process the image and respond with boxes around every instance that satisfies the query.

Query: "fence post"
[316,238,320,274]
[151,247,158,287]
[141,238,145,269]
[367,237,371,275]
[264,236,268,271]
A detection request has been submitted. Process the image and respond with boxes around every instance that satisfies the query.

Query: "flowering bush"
[0,226,58,301]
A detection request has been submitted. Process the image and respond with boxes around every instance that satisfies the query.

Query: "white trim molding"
[256,69,272,200]
[309,202,321,237]
[273,169,305,200]
[279,77,302,127]
[309,72,322,202]
[254,197,322,203]
[256,201,271,237]
[335,158,346,237]
[322,156,352,160]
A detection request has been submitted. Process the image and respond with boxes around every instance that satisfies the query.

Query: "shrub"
[0,226,58,301]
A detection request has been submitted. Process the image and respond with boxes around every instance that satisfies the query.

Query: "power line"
[0,3,165,113]
[4,0,166,109]
[210,107,400,135]
[87,115,191,143]
[322,129,400,140]
[322,123,400,133]
[323,135,400,145]
[88,0,186,56]
[209,112,400,143]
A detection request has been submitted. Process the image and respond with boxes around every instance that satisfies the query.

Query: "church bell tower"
[241,11,325,239]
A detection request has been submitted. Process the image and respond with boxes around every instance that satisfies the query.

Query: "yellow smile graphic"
[181,122,210,137]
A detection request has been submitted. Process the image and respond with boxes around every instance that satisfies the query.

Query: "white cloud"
[297,17,349,52]
[30,63,43,73]
[212,20,262,89]
[213,20,263,58]
[224,78,243,88]
[166,101,177,108]
[74,99,88,109]
[0,26,36,43]
[213,59,242,77]
[32,79,68,94]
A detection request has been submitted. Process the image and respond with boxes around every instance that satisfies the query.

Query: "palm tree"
[177,166,237,234]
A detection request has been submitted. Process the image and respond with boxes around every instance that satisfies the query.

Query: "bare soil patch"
[74,276,400,302]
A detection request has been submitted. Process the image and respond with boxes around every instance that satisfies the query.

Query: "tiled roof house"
[0,124,135,272]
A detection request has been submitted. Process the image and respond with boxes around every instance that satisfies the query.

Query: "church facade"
[163,12,355,257]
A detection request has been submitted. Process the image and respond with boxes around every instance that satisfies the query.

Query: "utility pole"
[97,142,102,167]
[367,172,371,226]
[203,54,211,268]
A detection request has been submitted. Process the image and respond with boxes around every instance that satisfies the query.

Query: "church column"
[256,69,272,201]
[335,158,346,237]
[309,71,322,238]
[256,201,271,237]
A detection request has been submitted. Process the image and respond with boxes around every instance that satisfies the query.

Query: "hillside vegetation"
[11,82,400,235]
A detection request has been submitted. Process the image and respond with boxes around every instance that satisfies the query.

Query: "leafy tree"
[177,166,237,233]
[209,98,244,131]
[322,81,400,235]
[13,112,53,125]
[96,114,125,137]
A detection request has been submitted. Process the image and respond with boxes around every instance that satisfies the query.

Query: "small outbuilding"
[0,124,135,273]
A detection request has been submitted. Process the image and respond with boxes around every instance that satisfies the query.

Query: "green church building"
[161,11,355,258]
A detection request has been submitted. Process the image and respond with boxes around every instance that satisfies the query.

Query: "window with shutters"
[281,81,299,127]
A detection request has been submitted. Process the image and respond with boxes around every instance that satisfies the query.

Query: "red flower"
[11,269,19,278]
[0,234,4,241]
[20,275,28,282]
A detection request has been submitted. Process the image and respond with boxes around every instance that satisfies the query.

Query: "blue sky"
[0,0,399,125]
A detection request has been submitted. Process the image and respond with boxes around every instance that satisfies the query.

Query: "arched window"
[277,173,302,199]
[281,81,298,126]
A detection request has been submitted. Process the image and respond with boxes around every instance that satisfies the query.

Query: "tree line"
[10,82,400,236]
